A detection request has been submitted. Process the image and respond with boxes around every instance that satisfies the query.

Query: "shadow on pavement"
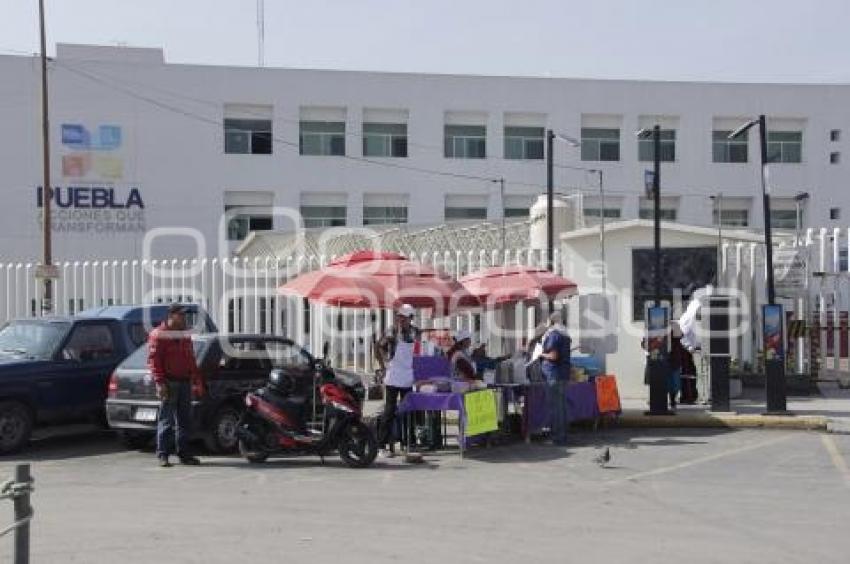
[2,427,126,463]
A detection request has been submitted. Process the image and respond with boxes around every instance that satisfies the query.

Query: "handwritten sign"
[464,389,498,437]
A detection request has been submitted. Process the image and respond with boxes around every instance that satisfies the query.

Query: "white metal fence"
[3,226,850,381]
[0,249,559,374]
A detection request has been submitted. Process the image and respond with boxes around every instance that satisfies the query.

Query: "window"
[583,208,621,226]
[224,119,272,154]
[300,121,345,156]
[831,129,841,142]
[504,126,544,160]
[363,123,407,157]
[504,207,530,218]
[638,129,676,162]
[445,206,487,221]
[300,205,346,228]
[61,324,115,362]
[831,152,841,164]
[363,206,408,225]
[581,128,620,161]
[713,130,748,163]
[638,208,677,221]
[445,125,486,158]
[770,209,798,229]
[713,209,749,227]
[831,207,841,220]
[225,206,273,241]
[767,131,802,163]
[632,247,717,321]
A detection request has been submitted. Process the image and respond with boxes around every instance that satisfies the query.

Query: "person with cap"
[147,304,203,467]
[540,311,572,446]
[448,330,477,381]
[376,304,420,457]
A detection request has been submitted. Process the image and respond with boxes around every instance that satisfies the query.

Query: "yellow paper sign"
[464,389,498,437]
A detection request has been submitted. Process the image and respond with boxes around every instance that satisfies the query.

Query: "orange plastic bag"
[595,375,621,415]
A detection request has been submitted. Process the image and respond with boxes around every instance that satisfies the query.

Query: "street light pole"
[38,0,53,315]
[652,125,662,307]
[758,114,776,306]
[595,169,606,293]
[546,129,555,272]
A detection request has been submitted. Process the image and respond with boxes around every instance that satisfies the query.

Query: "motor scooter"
[236,351,377,468]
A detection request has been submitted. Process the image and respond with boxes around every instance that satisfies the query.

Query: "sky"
[1,0,848,83]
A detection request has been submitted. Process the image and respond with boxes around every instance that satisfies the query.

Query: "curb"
[616,410,829,432]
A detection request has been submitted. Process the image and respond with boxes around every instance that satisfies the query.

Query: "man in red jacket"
[148,304,202,467]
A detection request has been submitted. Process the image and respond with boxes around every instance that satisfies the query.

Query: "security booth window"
[363,123,408,157]
[631,246,717,321]
[445,125,486,158]
[504,126,544,160]
[224,119,272,154]
[638,129,676,162]
[712,130,748,163]
[581,128,620,161]
[300,121,346,156]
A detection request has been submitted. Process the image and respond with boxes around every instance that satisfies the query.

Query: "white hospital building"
[0,43,848,261]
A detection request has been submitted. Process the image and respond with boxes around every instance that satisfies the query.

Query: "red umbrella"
[459,266,578,307]
[334,256,478,312]
[327,250,407,267]
[278,269,390,308]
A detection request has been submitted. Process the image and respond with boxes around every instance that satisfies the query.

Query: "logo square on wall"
[61,124,90,148]
[62,153,91,177]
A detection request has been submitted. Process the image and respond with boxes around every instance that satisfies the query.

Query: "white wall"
[1,45,848,261]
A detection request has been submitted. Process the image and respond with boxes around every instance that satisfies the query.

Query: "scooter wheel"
[238,438,269,464]
[338,421,377,468]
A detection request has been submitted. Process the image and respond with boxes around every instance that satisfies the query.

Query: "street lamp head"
[635,128,651,139]
[728,119,759,140]
[794,192,810,202]
[554,133,581,147]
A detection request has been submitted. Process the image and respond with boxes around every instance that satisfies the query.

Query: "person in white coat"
[376,304,419,457]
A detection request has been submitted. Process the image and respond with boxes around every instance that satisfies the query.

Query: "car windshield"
[0,321,71,360]
[121,338,207,369]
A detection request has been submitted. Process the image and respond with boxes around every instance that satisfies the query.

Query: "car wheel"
[204,405,242,454]
[117,430,151,450]
[0,401,33,455]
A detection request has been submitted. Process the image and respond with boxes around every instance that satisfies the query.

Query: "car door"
[54,321,123,417]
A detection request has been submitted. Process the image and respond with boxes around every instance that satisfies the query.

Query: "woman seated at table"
[448,330,478,381]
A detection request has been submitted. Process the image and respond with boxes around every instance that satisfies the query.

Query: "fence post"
[13,463,31,564]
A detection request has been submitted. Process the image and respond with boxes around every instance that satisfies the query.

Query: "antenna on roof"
[257,0,265,67]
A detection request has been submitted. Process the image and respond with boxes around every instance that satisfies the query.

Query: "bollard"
[13,464,31,564]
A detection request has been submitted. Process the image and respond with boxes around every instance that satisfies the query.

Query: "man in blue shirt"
[540,311,571,446]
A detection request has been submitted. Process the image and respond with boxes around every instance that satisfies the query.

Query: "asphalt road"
[1,427,849,564]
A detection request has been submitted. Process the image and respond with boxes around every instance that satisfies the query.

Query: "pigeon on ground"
[594,447,611,467]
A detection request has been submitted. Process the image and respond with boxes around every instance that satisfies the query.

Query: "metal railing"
[0,464,33,564]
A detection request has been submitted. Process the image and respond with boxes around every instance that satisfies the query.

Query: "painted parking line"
[820,434,850,488]
[606,432,796,486]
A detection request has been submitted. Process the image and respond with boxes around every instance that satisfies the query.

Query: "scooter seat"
[260,388,308,411]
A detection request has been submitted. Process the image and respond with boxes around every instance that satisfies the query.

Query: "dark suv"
[0,304,215,454]
[106,334,320,453]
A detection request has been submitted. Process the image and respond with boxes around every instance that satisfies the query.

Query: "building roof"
[560,219,771,244]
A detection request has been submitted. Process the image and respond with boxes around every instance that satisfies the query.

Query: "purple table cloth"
[397,391,468,448]
[525,381,600,436]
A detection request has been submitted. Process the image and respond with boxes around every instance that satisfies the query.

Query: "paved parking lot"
[1,427,849,563]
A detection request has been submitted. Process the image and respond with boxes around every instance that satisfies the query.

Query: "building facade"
[1,43,848,260]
